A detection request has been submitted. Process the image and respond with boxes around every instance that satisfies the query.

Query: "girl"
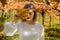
[4,3,44,40]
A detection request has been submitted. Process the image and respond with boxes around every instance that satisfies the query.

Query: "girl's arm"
[38,24,44,40]
[4,22,17,36]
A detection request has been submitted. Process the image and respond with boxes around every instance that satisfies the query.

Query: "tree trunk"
[41,11,44,26]
[0,0,7,6]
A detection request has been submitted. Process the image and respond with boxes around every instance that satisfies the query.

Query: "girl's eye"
[29,13,32,15]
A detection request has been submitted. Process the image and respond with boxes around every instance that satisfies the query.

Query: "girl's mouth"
[27,17,30,19]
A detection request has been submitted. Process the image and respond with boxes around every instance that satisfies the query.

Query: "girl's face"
[24,9,34,21]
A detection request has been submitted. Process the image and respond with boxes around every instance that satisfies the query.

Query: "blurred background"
[0,0,60,40]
